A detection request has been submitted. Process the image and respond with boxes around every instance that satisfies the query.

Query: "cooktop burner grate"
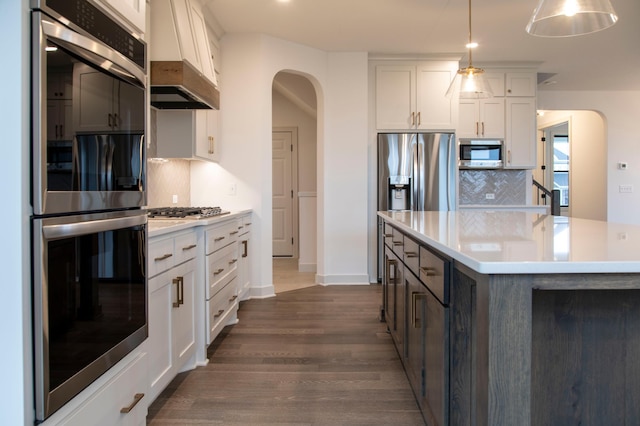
[147,206,229,219]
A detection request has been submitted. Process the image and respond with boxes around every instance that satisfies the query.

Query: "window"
[553,135,569,207]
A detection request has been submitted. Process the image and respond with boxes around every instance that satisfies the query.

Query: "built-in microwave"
[458,139,503,169]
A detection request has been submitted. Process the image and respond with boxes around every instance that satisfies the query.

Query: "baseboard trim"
[315,274,370,285]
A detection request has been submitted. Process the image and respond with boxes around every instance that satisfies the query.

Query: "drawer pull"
[154,253,172,262]
[213,268,225,276]
[392,241,403,246]
[412,292,428,329]
[213,309,224,318]
[229,295,238,302]
[182,244,197,251]
[172,277,184,307]
[120,393,144,414]
[405,251,418,258]
[229,259,238,265]
[420,267,437,276]
[230,231,239,235]
[383,233,393,237]
[242,240,248,258]
[214,236,225,242]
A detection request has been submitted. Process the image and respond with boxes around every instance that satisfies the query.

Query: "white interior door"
[272,131,294,256]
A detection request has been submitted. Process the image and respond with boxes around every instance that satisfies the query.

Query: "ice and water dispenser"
[388,176,411,210]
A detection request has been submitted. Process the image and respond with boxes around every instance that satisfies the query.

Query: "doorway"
[536,120,571,216]
[272,128,298,257]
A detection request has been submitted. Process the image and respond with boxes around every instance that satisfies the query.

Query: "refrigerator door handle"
[447,135,453,210]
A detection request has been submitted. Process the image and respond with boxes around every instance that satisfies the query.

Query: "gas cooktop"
[147,206,230,219]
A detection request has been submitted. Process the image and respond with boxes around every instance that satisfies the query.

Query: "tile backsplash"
[459,169,527,205]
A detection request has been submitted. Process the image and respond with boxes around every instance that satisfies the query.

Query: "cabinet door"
[457,100,481,138]
[506,72,536,97]
[416,64,455,130]
[117,81,145,132]
[74,66,114,132]
[385,246,405,353]
[171,0,202,75]
[376,65,416,130]
[479,97,505,139]
[505,98,536,169]
[147,271,174,402]
[194,110,217,162]
[172,259,197,371]
[100,0,146,34]
[238,230,251,301]
[422,291,448,426]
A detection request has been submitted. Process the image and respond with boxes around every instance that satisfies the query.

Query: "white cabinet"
[97,0,146,34]
[505,97,537,169]
[148,229,199,402]
[47,100,73,141]
[205,218,241,345]
[237,214,252,301]
[156,110,219,162]
[505,72,537,97]
[73,64,145,132]
[375,61,457,130]
[457,98,505,139]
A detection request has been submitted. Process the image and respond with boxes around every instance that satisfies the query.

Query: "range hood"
[150,61,220,110]
[150,0,220,110]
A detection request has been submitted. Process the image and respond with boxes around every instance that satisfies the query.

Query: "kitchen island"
[378,210,640,426]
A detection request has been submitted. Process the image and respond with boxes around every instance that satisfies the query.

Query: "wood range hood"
[150,61,220,110]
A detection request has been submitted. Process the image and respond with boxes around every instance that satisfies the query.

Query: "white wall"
[538,91,640,224]
[191,34,370,296]
[537,110,607,221]
[1,0,32,423]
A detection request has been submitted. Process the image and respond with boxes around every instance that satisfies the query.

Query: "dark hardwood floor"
[147,284,425,425]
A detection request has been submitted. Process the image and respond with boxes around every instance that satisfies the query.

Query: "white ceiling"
[203,0,640,92]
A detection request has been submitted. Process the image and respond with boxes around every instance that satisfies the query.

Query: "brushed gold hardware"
[420,267,437,276]
[481,122,485,136]
[172,277,181,307]
[417,111,421,126]
[411,112,415,126]
[120,393,144,413]
[213,309,224,318]
[405,251,418,258]
[507,149,512,163]
[182,244,197,250]
[393,241,403,246]
[154,253,172,262]
[475,122,479,136]
[383,233,393,237]
[412,292,427,328]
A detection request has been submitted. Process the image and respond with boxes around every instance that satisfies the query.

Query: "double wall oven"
[31,0,148,421]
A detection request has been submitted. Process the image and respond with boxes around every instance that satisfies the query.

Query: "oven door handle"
[42,214,146,240]
[40,18,145,89]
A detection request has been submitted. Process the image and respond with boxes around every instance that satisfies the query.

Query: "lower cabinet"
[382,222,450,426]
[148,230,198,403]
[237,213,252,301]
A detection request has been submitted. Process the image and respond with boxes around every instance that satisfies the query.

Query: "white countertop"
[379,210,640,274]
[148,209,251,238]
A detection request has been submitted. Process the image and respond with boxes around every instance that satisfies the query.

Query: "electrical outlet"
[172,194,178,204]
[619,185,634,193]
[228,183,237,196]
[485,193,495,200]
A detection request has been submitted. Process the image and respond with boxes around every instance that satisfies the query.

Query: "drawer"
[174,231,198,264]
[382,222,394,248]
[390,227,404,255]
[206,242,238,299]
[403,237,419,276]
[205,219,241,254]
[61,352,148,426]
[148,238,175,277]
[419,246,449,305]
[206,277,238,343]
[238,214,252,236]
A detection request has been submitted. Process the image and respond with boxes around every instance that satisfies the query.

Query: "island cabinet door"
[384,246,406,355]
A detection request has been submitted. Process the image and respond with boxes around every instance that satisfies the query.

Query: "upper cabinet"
[156,109,219,162]
[375,61,458,131]
[151,0,218,87]
[96,0,146,35]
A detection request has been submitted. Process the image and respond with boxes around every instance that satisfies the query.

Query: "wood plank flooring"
[147,284,425,425]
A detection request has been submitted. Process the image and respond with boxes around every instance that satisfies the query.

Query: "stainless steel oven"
[32,0,147,215]
[31,0,148,421]
[32,210,147,420]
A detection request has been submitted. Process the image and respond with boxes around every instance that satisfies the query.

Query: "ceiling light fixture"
[526,0,618,37]
[446,0,493,99]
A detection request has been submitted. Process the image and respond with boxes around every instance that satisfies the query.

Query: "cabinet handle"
[245,222,252,226]
[242,240,248,258]
[154,253,172,262]
[417,111,421,126]
[230,231,239,235]
[404,251,418,258]
[182,244,197,251]
[481,122,485,136]
[475,122,479,136]
[411,112,415,126]
[208,136,215,154]
[214,309,224,318]
[420,267,437,277]
[120,393,144,414]
[214,236,225,242]
[386,259,398,286]
[507,149,512,164]
[229,258,238,265]
[229,295,238,302]
[412,292,428,329]
[213,268,224,276]
[172,277,184,307]
[383,233,393,237]
[392,241,403,246]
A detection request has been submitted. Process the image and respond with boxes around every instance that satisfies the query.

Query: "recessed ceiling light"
[277,0,291,3]
[465,42,478,49]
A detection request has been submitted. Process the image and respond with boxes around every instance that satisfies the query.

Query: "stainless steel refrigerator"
[377,132,456,279]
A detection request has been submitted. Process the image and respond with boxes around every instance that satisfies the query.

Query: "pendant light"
[526,0,618,37]
[446,0,493,99]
